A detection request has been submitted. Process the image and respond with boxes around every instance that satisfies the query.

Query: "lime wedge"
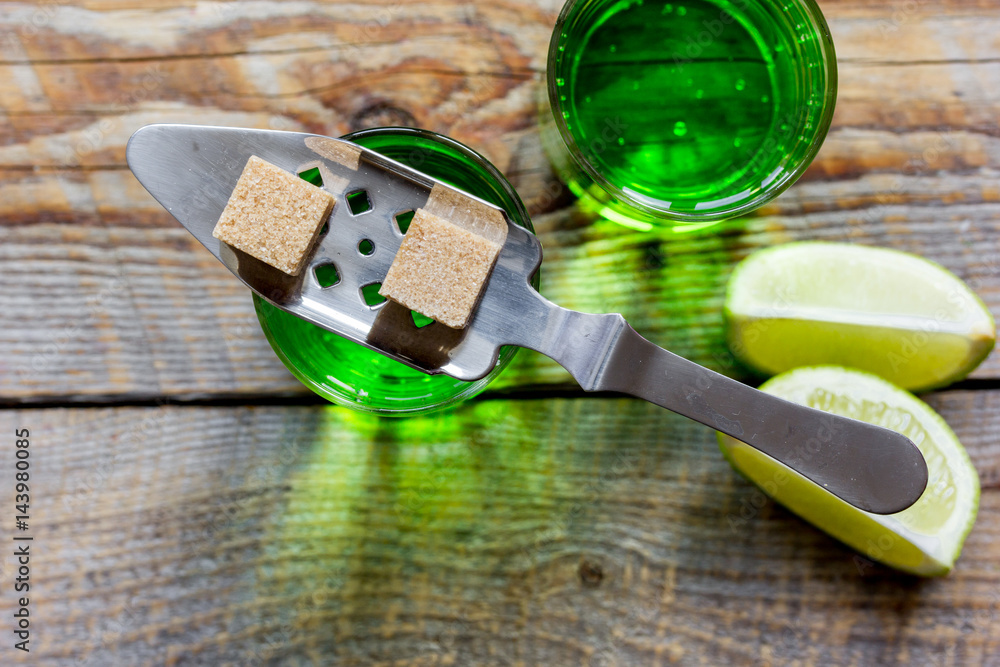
[718,366,979,576]
[724,242,996,391]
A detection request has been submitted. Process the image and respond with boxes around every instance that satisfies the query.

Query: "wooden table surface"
[2,1,999,665]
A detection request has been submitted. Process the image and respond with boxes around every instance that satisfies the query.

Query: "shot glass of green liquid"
[544,0,837,228]
[254,127,536,416]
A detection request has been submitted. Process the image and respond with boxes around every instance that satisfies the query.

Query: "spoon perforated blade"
[127,124,928,515]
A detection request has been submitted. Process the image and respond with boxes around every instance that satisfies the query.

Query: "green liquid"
[551,0,835,220]
[255,128,534,415]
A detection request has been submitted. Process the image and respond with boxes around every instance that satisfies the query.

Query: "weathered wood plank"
[2,3,999,180]
[1,3,998,667]
[3,21,1000,169]
[1,203,998,399]
[0,394,995,665]
[2,1,1000,399]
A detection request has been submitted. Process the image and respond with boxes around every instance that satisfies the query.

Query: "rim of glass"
[254,126,535,416]
[546,0,839,223]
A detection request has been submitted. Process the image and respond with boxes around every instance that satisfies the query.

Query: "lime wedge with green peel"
[724,242,996,392]
[718,366,979,576]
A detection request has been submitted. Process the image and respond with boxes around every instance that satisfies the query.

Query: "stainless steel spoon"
[127,124,928,514]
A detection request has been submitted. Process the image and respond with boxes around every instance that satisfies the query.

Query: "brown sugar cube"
[379,208,503,329]
[212,155,335,276]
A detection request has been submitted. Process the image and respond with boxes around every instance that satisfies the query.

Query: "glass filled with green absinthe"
[255,128,537,416]
[544,0,837,230]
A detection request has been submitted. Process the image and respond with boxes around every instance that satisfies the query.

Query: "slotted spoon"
[127,124,928,515]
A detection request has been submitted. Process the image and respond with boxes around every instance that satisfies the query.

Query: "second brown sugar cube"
[379,208,504,329]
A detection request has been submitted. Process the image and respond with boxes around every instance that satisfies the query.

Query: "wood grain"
[2,1,1000,399]
[0,396,995,666]
[3,201,999,399]
[1,4,999,664]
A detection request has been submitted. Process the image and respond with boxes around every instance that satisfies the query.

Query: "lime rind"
[717,366,980,576]
[724,242,996,392]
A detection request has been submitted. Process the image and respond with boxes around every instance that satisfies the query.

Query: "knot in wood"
[350,102,418,132]
[578,560,603,587]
